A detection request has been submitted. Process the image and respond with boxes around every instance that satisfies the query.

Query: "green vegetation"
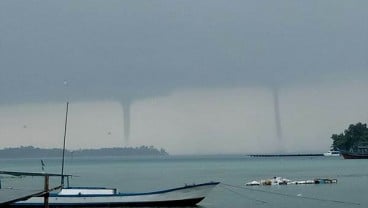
[331,122,368,151]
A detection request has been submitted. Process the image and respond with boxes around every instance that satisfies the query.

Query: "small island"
[0,145,169,158]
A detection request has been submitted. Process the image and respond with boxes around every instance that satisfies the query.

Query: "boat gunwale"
[51,182,220,197]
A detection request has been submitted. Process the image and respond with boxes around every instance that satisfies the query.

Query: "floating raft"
[246,177,337,186]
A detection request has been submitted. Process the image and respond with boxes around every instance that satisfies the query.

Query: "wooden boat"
[11,181,219,207]
[341,152,368,159]
[8,102,219,207]
[341,143,368,159]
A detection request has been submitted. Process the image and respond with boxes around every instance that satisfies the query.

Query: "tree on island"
[331,122,368,151]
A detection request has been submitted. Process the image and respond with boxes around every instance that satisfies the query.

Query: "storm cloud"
[1,0,367,103]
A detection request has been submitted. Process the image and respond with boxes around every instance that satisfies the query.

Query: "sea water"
[1,156,367,208]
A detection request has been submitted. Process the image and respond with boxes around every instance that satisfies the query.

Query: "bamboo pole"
[44,175,49,208]
[61,102,69,187]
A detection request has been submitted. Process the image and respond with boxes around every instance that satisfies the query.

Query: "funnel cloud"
[272,87,284,152]
[121,100,131,145]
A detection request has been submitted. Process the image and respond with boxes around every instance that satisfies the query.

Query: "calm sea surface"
[1,155,367,208]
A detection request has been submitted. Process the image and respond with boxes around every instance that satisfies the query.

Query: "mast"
[61,102,69,187]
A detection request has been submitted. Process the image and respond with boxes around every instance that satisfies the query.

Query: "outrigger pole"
[61,102,69,187]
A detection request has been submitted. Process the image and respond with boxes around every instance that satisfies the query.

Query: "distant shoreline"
[0,146,169,158]
[0,146,328,159]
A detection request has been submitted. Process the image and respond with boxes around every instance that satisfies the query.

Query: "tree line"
[0,145,168,158]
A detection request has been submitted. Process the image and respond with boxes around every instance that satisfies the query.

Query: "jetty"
[248,153,323,157]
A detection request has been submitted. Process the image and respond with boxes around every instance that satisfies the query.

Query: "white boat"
[12,182,219,207]
[323,150,341,156]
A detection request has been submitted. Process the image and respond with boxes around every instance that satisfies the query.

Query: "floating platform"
[246,177,337,186]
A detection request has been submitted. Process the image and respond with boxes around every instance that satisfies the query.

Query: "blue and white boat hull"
[12,182,219,207]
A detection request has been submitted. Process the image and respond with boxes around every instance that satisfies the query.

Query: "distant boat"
[341,152,368,159]
[341,150,368,159]
[323,150,341,157]
[12,181,219,207]
[341,143,368,159]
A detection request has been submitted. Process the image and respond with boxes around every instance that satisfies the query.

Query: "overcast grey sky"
[0,0,367,154]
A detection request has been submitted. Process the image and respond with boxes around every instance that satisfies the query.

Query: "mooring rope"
[220,183,361,206]
[220,185,268,204]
